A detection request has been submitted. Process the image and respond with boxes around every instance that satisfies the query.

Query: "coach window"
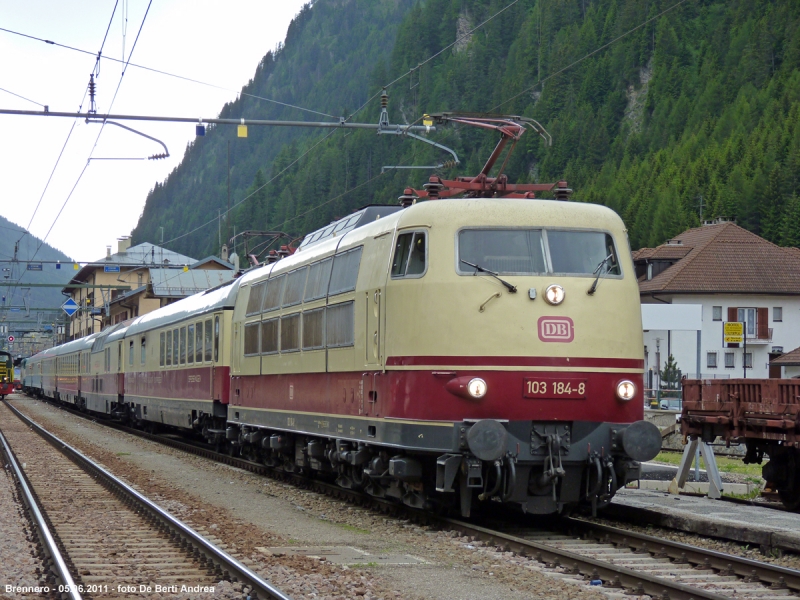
[204,319,213,362]
[129,340,134,366]
[280,313,300,352]
[303,308,325,350]
[262,275,285,313]
[195,322,203,362]
[391,232,427,278]
[246,282,266,316]
[172,328,179,367]
[283,267,308,307]
[160,332,166,367]
[327,302,355,347]
[329,247,363,296]
[214,315,220,362]
[304,258,333,302]
[244,322,260,356]
[180,327,187,365]
[187,324,194,364]
[140,337,146,365]
[261,318,279,354]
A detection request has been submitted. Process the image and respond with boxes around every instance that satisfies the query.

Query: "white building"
[633,220,800,383]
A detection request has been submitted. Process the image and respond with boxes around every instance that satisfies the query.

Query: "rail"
[4,401,292,600]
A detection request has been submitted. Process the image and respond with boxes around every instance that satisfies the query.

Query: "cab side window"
[391,232,427,278]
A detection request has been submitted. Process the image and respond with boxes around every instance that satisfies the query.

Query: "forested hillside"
[132,0,800,257]
[0,215,73,307]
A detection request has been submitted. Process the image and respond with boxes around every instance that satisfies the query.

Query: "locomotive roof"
[296,205,404,251]
[124,277,240,337]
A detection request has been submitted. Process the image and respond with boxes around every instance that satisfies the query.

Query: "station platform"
[607,487,800,553]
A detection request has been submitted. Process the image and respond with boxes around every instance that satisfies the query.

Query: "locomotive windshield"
[458,229,620,276]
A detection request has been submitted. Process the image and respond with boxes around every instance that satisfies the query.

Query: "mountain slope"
[0,215,74,309]
[132,0,800,255]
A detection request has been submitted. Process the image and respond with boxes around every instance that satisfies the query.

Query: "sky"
[0,0,308,262]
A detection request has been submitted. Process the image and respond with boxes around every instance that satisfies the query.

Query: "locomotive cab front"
[382,198,660,515]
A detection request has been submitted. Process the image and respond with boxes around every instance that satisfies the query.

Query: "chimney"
[117,236,132,253]
[221,244,229,262]
[106,245,112,258]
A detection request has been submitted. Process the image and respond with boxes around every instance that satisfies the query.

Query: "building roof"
[636,222,800,295]
[148,268,235,297]
[64,243,197,291]
[770,347,800,367]
[190,256,234,270]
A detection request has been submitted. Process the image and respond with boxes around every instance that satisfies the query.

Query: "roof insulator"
[398,188,418,207]
[553,181,572,200]
[423,176,445,200]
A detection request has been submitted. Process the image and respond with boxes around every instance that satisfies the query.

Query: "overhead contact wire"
[0,26,336,119]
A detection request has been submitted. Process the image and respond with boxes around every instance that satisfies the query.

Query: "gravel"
[8,396,620,600]
[0,438,42,599]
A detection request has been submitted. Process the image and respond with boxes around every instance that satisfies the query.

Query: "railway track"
[15,395,800,600]
[0,400,290,600]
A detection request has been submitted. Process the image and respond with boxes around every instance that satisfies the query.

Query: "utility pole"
[227,140,231,245]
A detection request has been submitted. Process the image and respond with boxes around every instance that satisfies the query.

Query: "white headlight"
[544,284,565,305]
[467,378,487,399]
[616,380,636,401]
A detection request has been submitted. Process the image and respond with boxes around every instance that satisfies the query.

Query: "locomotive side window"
[459,229,546,274]
[244,322,260,356]
[304,258,333,302]
[547,231,620,275]
[204,319,213,362]
[280,314,301,352]
[246,282,266,316]
[141,336,146,365]
[262,275,285,313]
[160,332,166,367]
[302,308,325,350]
[327,302,355,348]
[329,247,363,296]
[283,267,308,307]
[261,318,279,354]
[187,325,194,364]
[129,340,134,366]
[195,322,203,363]
[391,232,427,278]
[166,331,172,366]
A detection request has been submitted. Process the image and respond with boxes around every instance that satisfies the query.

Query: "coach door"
[364,232,392,368]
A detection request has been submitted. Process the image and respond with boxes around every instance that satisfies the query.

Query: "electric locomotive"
[0,350,13,398]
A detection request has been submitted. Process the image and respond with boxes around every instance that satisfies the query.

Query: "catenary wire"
[0,25,336,120]
[0,87,46,108]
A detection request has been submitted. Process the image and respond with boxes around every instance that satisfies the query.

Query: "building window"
[707,352,717,369]
[774,307,783,322]
[744,352,753,369]
[725,352,735,368]
[712,306,722,321]
[737,308,756,337]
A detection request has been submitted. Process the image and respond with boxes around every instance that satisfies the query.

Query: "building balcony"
[746,328,773,344]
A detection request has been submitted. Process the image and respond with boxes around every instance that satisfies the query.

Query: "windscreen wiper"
[461,260,517,293]
[587,253,614,296]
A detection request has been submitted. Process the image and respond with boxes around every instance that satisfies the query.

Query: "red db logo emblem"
[537,317,574,343]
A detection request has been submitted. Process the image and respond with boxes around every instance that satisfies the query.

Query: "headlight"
[544,284,565,305]
[616,380,636,401]
[467,378,487,399]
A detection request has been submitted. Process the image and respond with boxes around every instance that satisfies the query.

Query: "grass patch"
[115,452,131,456]
[333,522,370,534]
[351,562,379,568]
[651,451,764,478]
[724,487,763,501]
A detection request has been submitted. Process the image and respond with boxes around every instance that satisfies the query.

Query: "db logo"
[537,316,574,343]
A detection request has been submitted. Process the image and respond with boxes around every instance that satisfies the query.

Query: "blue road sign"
[104,265,121,273]
[62,297,79,317]
[27,263,43,271]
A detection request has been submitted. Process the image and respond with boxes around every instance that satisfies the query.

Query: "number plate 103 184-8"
[523,378,587,399]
